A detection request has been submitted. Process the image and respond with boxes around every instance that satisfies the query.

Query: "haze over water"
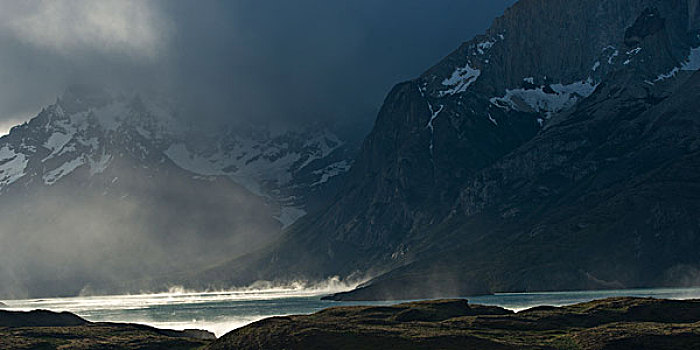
[3,287,700,337]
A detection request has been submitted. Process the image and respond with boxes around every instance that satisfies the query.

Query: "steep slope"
[214,0,700,296]
[331,69,700,300]
[0,87,354,298]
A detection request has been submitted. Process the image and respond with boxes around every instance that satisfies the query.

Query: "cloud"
[0,0,520,298]
[1,0,171,60]
[0,115,29,136]
[0,0,516,132]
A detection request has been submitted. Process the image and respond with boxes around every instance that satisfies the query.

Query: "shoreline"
[3,295,700,349]
[3,286,700,338]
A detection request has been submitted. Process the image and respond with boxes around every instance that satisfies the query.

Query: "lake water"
[3,286,700,337]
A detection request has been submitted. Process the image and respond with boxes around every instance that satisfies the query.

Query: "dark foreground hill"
[208,297,700,350]
[4,298,699,349]
[0,309,214,349]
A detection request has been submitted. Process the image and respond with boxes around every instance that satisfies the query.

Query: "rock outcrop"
[0,309,88,328]
[208,297,700,350]
[0,309,215,349]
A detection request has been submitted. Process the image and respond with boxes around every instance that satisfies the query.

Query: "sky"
[0,0,516,135]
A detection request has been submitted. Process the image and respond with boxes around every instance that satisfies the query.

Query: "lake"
[3,286,700,337]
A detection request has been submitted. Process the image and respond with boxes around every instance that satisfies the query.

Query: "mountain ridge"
[216,0,700,300]
[0,86,357,298]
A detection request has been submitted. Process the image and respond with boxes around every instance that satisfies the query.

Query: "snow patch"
[683,46,700,71]
[426,105,444,131]
[656,67,680,81]
[0,146,28,189]
[656,46,700,81]
[275,207,307,229]
[607,48,619,64]
[440,62,481,96]
[418,85,444,156]
[425,100,444,154]
[89,153,112,176]
[490,79,598,118]
[476,40,495,55]
[627,47,642,56]
[43,157,85,185]
[44,124,76,158]
[297,132,343,170]
[311,160,351,187]
[488,113,498,126]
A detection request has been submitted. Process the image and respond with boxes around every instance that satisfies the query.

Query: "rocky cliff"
[216,0,700,298]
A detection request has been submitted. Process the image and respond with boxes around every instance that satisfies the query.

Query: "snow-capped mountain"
[164,122,352,227]
[0,86,353,227]
[0,85,355,298]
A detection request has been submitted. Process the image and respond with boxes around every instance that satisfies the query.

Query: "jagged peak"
[418,0,700,104]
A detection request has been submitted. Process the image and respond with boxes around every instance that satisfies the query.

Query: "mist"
[0,183,277,299]
[0,129,283,298]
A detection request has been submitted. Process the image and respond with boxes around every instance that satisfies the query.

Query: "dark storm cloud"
[0,0,172,131]
[0,0,516,132]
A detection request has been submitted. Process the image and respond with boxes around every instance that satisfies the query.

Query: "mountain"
[212,0,700,299]
[0,86,356,298]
